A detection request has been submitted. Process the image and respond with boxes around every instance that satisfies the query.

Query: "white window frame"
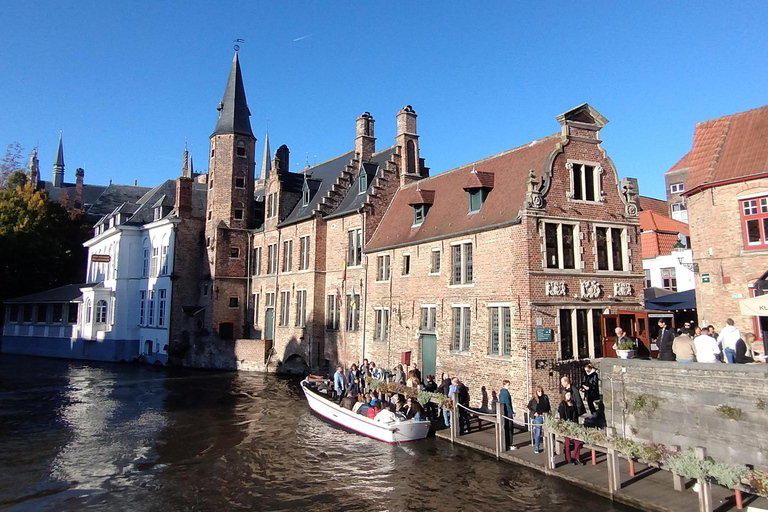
[567,160,602,202]
[450,241,473,285]
[451,304,471,351]
[488,304,512,356]
[327,294,340,331]
[299,236,310,270]
[374,307,389,341]
[252,246,262,275]
[594,224,628,272]
[267,243,278,274]
[158,289,167,327]
[543,221,580,270]
[282,239,293,273]
[430,249,441,274]
[670,183,684,194]
[280,290,290,326]
[348,228,362,267]
[295,289,307,327]
[376,254,390,282]
[402,253,411,276]
[558,307,604,360]
[420,304,436,332]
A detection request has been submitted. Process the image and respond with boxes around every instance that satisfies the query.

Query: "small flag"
[342,261,347,281]
[335,287,342,305]
[349,287,356,309]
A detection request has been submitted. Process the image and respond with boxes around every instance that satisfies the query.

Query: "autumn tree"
[0,177,87,302]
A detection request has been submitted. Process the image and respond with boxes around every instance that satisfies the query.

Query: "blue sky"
[1,1,767,200]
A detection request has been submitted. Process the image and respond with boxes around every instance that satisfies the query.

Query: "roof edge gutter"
[683,171,768,197]
[364,216,523,254]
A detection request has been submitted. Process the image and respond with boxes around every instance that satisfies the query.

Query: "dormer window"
[463,167,493,214]
[467,188,487,213]
[236,140,246,158]
[358,166,367,194]
[409,188,434,227]
[154,207,163,221]
[302,180,310,206]
[413,205,427,226]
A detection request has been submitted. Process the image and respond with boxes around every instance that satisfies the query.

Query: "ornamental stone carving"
[614,282,633,297]
[545,281,566,296]
[580,280,601,299]
[524,169,544,209]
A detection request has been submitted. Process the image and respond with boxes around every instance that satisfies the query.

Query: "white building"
[2,178,204,364]
[640,209,696,293]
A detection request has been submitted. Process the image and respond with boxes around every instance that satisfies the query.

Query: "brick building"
[681,104,768,347]
[364,104,644,410]
[664,152,690,223]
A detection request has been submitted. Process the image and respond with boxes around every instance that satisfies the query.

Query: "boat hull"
[301,381,431,443]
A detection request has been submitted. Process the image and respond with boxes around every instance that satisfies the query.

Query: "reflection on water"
[0,355,635,512]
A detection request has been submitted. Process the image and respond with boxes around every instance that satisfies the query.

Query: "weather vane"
[233,38,245,51]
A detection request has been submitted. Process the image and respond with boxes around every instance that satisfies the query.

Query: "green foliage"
[416,390,448,407]
[716,404,742,420]
[0,182,87,301]
[616,339,636,350]
[756,398,766,411]
[631,393,662,416]
[6,170,27,189]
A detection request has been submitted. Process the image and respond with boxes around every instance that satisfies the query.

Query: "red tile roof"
[684,105,768,192]
[408,188,435,205]
[638,195,668,216]
[464,169,495,189]
[667,150,691,172]
[639,210,689,258]
[367,134,560,251]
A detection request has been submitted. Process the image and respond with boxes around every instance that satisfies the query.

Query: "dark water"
[0,354,635,512]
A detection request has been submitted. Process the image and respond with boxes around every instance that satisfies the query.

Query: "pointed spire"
[260,129,271,179]
[189,155,194,175]
[181,138,191,178]
[26,147,40,187]
[52,132,65,187]
[211,52,254,138]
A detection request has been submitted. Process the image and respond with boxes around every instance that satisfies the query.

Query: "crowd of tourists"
[614,317,763,364]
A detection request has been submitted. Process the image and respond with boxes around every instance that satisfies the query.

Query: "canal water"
[0,354,634,511]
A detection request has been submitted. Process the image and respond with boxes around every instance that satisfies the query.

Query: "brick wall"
[688,178,768,332]
[597,358,768,469]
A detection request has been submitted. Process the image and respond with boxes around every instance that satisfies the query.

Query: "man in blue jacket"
[499,380,515,450]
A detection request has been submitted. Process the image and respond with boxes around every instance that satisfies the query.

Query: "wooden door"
[601,314,619,358]
[420,334,437,378]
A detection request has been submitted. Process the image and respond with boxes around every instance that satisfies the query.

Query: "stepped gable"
[685,104,768,193]
[327,146,397,219]
[366,134,559,251]
[277,150,355,227]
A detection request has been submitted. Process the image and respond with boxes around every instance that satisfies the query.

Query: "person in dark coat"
[734,334,755,364]
[656,319,676,361]
[560,375,585,417]
[558,390,583,465]
[581,364,600,414]
[498,380,515,450]
[437,373,452,426]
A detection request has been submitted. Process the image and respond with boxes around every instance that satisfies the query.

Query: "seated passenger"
[367,400,382,419]
[341,389,357,410]
[404,397,425,421]
[374,403,399,423]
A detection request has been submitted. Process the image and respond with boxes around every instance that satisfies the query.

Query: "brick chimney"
[175,176,193,218]
[396,105,424,187]
[355,112,375,162]
[74,167,84,210]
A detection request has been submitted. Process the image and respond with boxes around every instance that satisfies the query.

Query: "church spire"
[181,139,191,178]
[260,129,271,179]
[52,132,65,188]
[26,146,40,188]
[211,52,254,138]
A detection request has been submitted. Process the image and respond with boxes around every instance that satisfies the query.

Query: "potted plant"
[615,338,636,359]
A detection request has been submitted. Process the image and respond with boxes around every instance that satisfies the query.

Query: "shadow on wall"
[277,336,309,375]
[168,328,239,371]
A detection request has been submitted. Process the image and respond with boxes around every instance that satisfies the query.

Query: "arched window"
[96,300,108,323]
[85,299,92,324]
[150,237,159,277]
[236,140,246,157]
[406,140,416,174]
[142,239,150,277]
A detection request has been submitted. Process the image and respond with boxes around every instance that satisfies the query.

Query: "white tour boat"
[301,379,431,443]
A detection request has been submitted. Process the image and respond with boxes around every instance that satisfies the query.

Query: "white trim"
[737,190,768,201]
[451,303,471,308]
[449,239,473,246]
[420,303,437,308]
[487,302,511,307]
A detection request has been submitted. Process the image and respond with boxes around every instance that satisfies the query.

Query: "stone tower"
[25,147,39,188]
[52,133,64,188]
[205,51,257,341]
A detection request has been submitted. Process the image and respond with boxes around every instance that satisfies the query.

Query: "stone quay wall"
[595,358,768,469]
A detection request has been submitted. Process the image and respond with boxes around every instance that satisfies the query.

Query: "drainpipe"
[360,210,367,362]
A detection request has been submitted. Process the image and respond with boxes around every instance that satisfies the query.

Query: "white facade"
[82,211,179,362]
[642,248,696,293]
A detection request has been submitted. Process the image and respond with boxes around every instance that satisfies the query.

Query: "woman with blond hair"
[527,385,551,453]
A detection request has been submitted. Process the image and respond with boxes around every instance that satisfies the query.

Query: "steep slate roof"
[639,210,689,258]
[87,183,153,220]
[684,104,768,193]
[5,283,88,303]
[329,147,397,219]
[366,134,559,251]
[211,52,254,138]
[638,195,669,216]
[40,181,108,210]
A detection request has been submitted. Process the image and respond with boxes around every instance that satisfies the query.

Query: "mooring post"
[695,446,713,512]
[452,399,460,438]
[496,405,504,457]
[605,427,620,493]
[545,427,556,470]
[734,489,743,510]
[670,445,684,492]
